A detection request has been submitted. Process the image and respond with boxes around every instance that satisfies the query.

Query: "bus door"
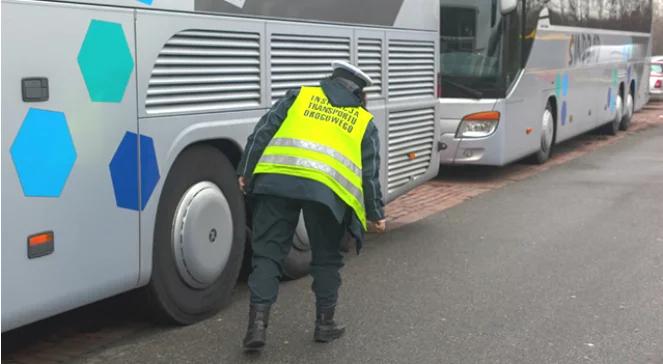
[1,1,140,330]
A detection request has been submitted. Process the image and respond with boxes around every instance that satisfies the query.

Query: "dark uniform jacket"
[237,78,385,250]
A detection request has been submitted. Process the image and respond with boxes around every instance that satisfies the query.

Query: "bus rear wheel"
[283,213,312,280]
[620,92,634,131]
[603,94,623,136]
[147,145,245,325]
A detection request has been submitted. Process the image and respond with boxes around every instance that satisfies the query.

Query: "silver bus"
[1,0,440,330]
[437,0,653,165]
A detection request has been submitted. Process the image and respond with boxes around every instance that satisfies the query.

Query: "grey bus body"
[438,0,653,165]
[2,0,440,331]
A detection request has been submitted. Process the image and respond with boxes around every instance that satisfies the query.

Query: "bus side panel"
[354,28,388,202]
[1,0,139,331]
[502,27,651,164]
[501,76,546,165]
[384,29,440,200]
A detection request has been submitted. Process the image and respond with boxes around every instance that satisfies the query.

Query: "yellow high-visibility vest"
[254,86,373,229]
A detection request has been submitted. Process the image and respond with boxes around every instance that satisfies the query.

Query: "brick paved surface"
[2,101,662,364]
[386,101,663,229]
[1,293,151,364]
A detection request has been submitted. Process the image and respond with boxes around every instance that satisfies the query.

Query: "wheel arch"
[629,79,636,106]
[205,138,243,170]
[166,137,244,170]
[138,134,247,288]
[546,95,558,145]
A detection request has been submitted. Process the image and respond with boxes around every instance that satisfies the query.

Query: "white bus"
[1,0,440,331]
[437,0,653,165]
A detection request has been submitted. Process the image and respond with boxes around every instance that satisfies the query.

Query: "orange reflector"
[526,128,534,135]
[408,152,417,160]
[29,232,53,246]
[463,111,501,121]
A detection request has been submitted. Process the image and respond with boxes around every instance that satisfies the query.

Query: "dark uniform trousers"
[248,194,347,309]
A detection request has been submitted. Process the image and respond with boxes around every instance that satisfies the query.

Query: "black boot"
[314,306,345,343]
[243,304,271,351]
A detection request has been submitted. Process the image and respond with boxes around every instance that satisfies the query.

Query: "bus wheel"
[147,145,245,325]
[532,103,555,164]
[603,94,623,136]
[283,213,312,280]
[620,92,634,131]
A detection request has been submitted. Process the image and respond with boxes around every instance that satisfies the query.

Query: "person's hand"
[367,219,387,234]
[238,176,247,193]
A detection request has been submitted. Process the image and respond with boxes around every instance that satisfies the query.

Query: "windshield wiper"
[440,78,484,99]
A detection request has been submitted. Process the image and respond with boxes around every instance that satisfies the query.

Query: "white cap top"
[331,60,373,87]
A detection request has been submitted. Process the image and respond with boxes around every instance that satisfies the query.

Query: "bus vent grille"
[387,39,435,100]
[146,29,261,115]
[270,33,351,103]
[357,38,383,99]
[387,107,436,193]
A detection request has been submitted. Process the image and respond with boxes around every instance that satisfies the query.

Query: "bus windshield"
[439,3,505,98]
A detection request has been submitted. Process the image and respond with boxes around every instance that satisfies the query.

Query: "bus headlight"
[456,111,500,138]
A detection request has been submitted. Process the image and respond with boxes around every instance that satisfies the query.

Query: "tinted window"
[523,0,548,65]
[439,2,525,98]
[503,1,523,90]
[439,4,504,98]
[440,7,477,53]
[652,64,663,74]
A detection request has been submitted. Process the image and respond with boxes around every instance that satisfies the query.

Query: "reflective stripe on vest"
[258,154,364,209]
[268,138,362,177]
[253,86,373,229]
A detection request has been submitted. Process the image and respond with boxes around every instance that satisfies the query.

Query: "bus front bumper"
[438,133,504,166]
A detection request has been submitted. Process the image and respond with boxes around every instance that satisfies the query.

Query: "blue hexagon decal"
[561,73,569,97]
[137,0,153,4]
[10,108,77,197]
[605,88,613,111]
[77,20,134,103]
[109,132,160,211]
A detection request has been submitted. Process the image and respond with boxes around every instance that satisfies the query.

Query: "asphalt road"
[78,126,663,364]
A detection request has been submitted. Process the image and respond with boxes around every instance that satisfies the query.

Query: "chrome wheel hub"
[541,109,554,153]
[172,181,233,289]
[292,213,311,251]
[616,95,623,124]
[626,94,634,119]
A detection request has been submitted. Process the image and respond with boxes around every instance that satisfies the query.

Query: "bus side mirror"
[500,0,517,14]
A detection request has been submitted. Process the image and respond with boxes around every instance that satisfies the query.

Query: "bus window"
[439,1,525,99]
[439,4,503,98]
[502,1,523,90]
[440,7,476,52]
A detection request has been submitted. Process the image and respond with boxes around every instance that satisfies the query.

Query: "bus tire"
[620,91,634,131]
[283,215,312,280]
[603,94,622,136]
[147,145,245,325]
[532,102,555,164]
